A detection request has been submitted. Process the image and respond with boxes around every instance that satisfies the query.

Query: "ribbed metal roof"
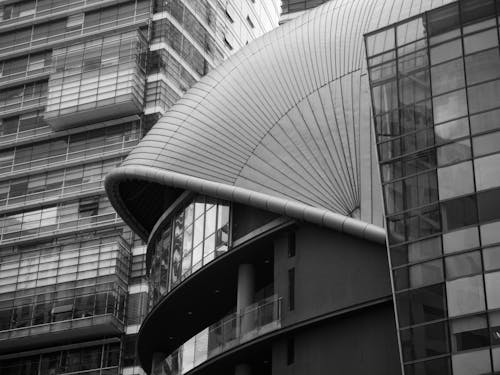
[106,0,454,244]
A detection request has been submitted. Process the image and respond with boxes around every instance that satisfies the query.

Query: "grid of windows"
[0,342,120,375]
[0,0,149,55]
[148,196,229,309]
[0,80,47,115]
[0,195,119,244]
[0,234,129,335]
[0,51,52,85]
[45,31,147,126]
[367,1,500,374]
[0,121,139,177]
[0,157,123,210]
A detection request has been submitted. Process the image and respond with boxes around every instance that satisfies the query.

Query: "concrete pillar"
[235,363,252,375]
[235,264,255,375]
[236,263,255,314]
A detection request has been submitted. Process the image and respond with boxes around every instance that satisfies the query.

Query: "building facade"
[0,1,278,375]
[367,1,500,374]
[106,0,500,374]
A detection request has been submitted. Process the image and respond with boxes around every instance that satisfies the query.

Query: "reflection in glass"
[433,89,467,124]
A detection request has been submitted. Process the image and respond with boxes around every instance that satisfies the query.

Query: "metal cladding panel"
[106,0,455,243]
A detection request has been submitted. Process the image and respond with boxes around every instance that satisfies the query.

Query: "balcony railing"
[0,137,139,178]
[0,211,123,244]
[0,95,46,117]
[0,65,52,86]
[0,178,105,211]
[0,12,150,57]
[153,295,282,375]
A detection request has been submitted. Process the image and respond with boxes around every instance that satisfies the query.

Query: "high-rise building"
[106,0,500,374]
[0,2,278,375]
[367,1,500,374]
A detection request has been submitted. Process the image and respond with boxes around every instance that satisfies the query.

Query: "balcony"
[44,31,147,130]
[0,285,126,352]
[0,211,123,245]
[152,295,282,375]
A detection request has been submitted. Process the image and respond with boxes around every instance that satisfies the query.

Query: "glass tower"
[0,1,278,375]
[366,0,500,374]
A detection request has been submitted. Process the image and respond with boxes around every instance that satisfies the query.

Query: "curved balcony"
[152,295,281,375]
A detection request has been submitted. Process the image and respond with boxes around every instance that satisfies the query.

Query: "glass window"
[445,251,482,279]
[390,236,442,266]
[452,348,491,375]
[394,260,443,290]
[446,274,485,317]
[430,39,462,65]
[396,283,446,327]
[401,321,449,361]
[475,154,500,191]
[486,271,500,309]
[437,138,471,166]
[477,188,500,223]
[438,161,474,200]
[450,314,489,352]
[468,79,500,114]
[441,195,478,232]
[433,89,468,124]
[404,357,452,375]
[464,28,498,55]
[399,70,430,105]
[434,117,469,144]
[470,108,500,135]
[427,2,459,41]
[372,80,398,114]
[443,226,480,254]
[473,130,500,157]
[431,58,465,95]
[483,246,500,271]
[481,221,500,246]
[465,48,500,85]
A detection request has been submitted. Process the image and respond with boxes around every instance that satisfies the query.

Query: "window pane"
[441,195,478,232]
[450,314,489,352]
[443,226,480,254]
[473,131,500,157]
[433,89,468,124]
[483,246,500,271]
[465,48,500,85]
[434,117,469,144]
[477,188,500,223]
[446,275,485,317]
[401,321,449,361]
[431,58,465,95]
[468,79,500,114]
[464,28,498,55]
[438,161,474,199]
[430,39,462,65]
[396,284,446,327]
[452,348,491,375]
[445,251,482,279]
[475,154,500,191]
[394,260,443,290]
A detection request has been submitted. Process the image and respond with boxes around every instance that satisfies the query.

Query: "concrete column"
[235,264,255,375]
[236,263,255,314]
[235,363,252,375]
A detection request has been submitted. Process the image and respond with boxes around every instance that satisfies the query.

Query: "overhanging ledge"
[105,165,386,245]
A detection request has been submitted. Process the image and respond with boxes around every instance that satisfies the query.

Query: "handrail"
[0,12,150,56]
[0,178,105,209]
[0,138,139,177]
[0,212,123,244]
[153,295,282,375]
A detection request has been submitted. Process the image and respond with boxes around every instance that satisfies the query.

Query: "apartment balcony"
[44,31,147,130]
[0,211,123,245]
[152,295,282,375]
[0,313,124,352]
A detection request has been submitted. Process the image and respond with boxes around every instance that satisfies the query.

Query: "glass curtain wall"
[147,196,229,309]
[366,1,500,374]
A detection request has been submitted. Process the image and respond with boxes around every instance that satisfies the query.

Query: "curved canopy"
[106,0,453,244]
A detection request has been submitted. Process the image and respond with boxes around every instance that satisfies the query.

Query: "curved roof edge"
[105,166,386,245]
